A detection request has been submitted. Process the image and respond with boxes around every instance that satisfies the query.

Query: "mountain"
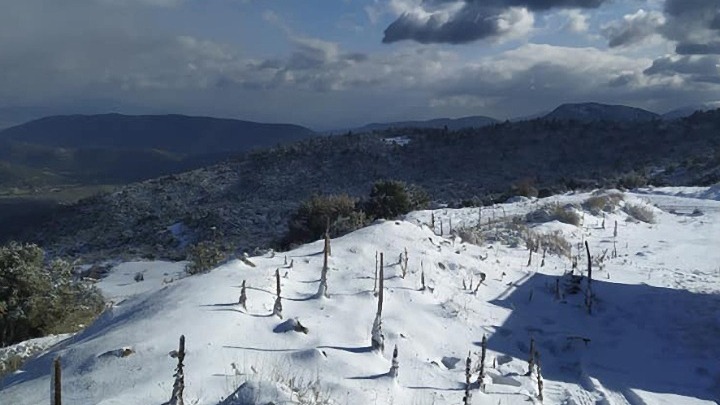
[0,114,315,155]
[662,102,720,120]
[544,102,659,122]
[15,109,720,259]
[2,190,718,404]
[0,114,316,187]
[355,115,498,132]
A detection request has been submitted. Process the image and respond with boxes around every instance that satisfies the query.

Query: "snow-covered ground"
[1,189,719,404]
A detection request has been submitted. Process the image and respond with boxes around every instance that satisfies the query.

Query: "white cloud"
[561,9,589,33]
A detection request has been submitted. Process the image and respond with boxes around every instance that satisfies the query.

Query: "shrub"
[284,194,364,247]
[624,203,656,223]
[0,243,105,347]
[512,178,539,198]
[186,240,225,275]
[365,180,429,220]
[617,172,647,189]
[582,192,624,215]
[533,231,572,257]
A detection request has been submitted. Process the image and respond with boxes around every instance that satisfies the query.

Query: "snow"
[1,190,719,404]
[383,136,411,146]
[0,334,73,373]
[96,261,188,303]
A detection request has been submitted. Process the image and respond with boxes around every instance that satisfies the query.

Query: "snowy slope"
[1,191,719,405]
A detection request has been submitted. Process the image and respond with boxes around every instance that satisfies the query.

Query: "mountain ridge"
[0,114,316,188]
[544,102,659,122]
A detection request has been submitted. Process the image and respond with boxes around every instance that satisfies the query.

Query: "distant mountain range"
[344,102,720,133]
[0,114,315,188]
[352,115,498,132]
[661,102,720,120]
[2,101,719,190]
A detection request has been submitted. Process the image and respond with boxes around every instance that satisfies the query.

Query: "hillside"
[14,109,720,260]
[0,114,316,188]
[1,189,717,404]
[545,103,659,122]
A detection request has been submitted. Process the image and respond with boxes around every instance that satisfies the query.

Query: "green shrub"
[365,180,429,220]
[186,240,226,275]
[284,194,362,247]
[0,243,105,347]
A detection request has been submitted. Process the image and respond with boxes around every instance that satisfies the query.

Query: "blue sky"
[0,0,718,129]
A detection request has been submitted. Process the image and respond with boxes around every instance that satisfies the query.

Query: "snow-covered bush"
[527,204,581,226]
[0,353,23,378]
[582,192,624,215]
[0,242,104,347]
[534,231,572,258]
[624,203,656,223]
[185,240,225,275]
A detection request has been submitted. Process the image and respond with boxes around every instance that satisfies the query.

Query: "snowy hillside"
[1,190,719,404]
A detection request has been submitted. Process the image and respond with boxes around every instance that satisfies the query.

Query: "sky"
[0,0,719,129]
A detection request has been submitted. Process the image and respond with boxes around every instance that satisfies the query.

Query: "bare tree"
[462,352,472,405]
[318,233,330,298]
[239,280,247,310]
[371,253,385,352]
[169,335,185,405]
[389,345,399,379]
[526,337,535,376]
[477,335,487,391]
[273,269,283,318]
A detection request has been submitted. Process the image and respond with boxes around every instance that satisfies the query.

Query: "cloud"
[602,9,665,48]
[382,0,608,44]
[561,9,589,33]
[644,55,720,84]
[623,1,720,84]
[661,0,720,54]
[1,0,718,128]
[676,42,720,55]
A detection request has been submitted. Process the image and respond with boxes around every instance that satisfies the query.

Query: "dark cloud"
[644,55,720,84]
[602,9,665,48]
[664,0,717,17]
[383,6,507,44]
[711,14,720,30]
[662,0,720,54]
[676,42,720,55]
[382,0,608,44]
[503,0,606,10]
